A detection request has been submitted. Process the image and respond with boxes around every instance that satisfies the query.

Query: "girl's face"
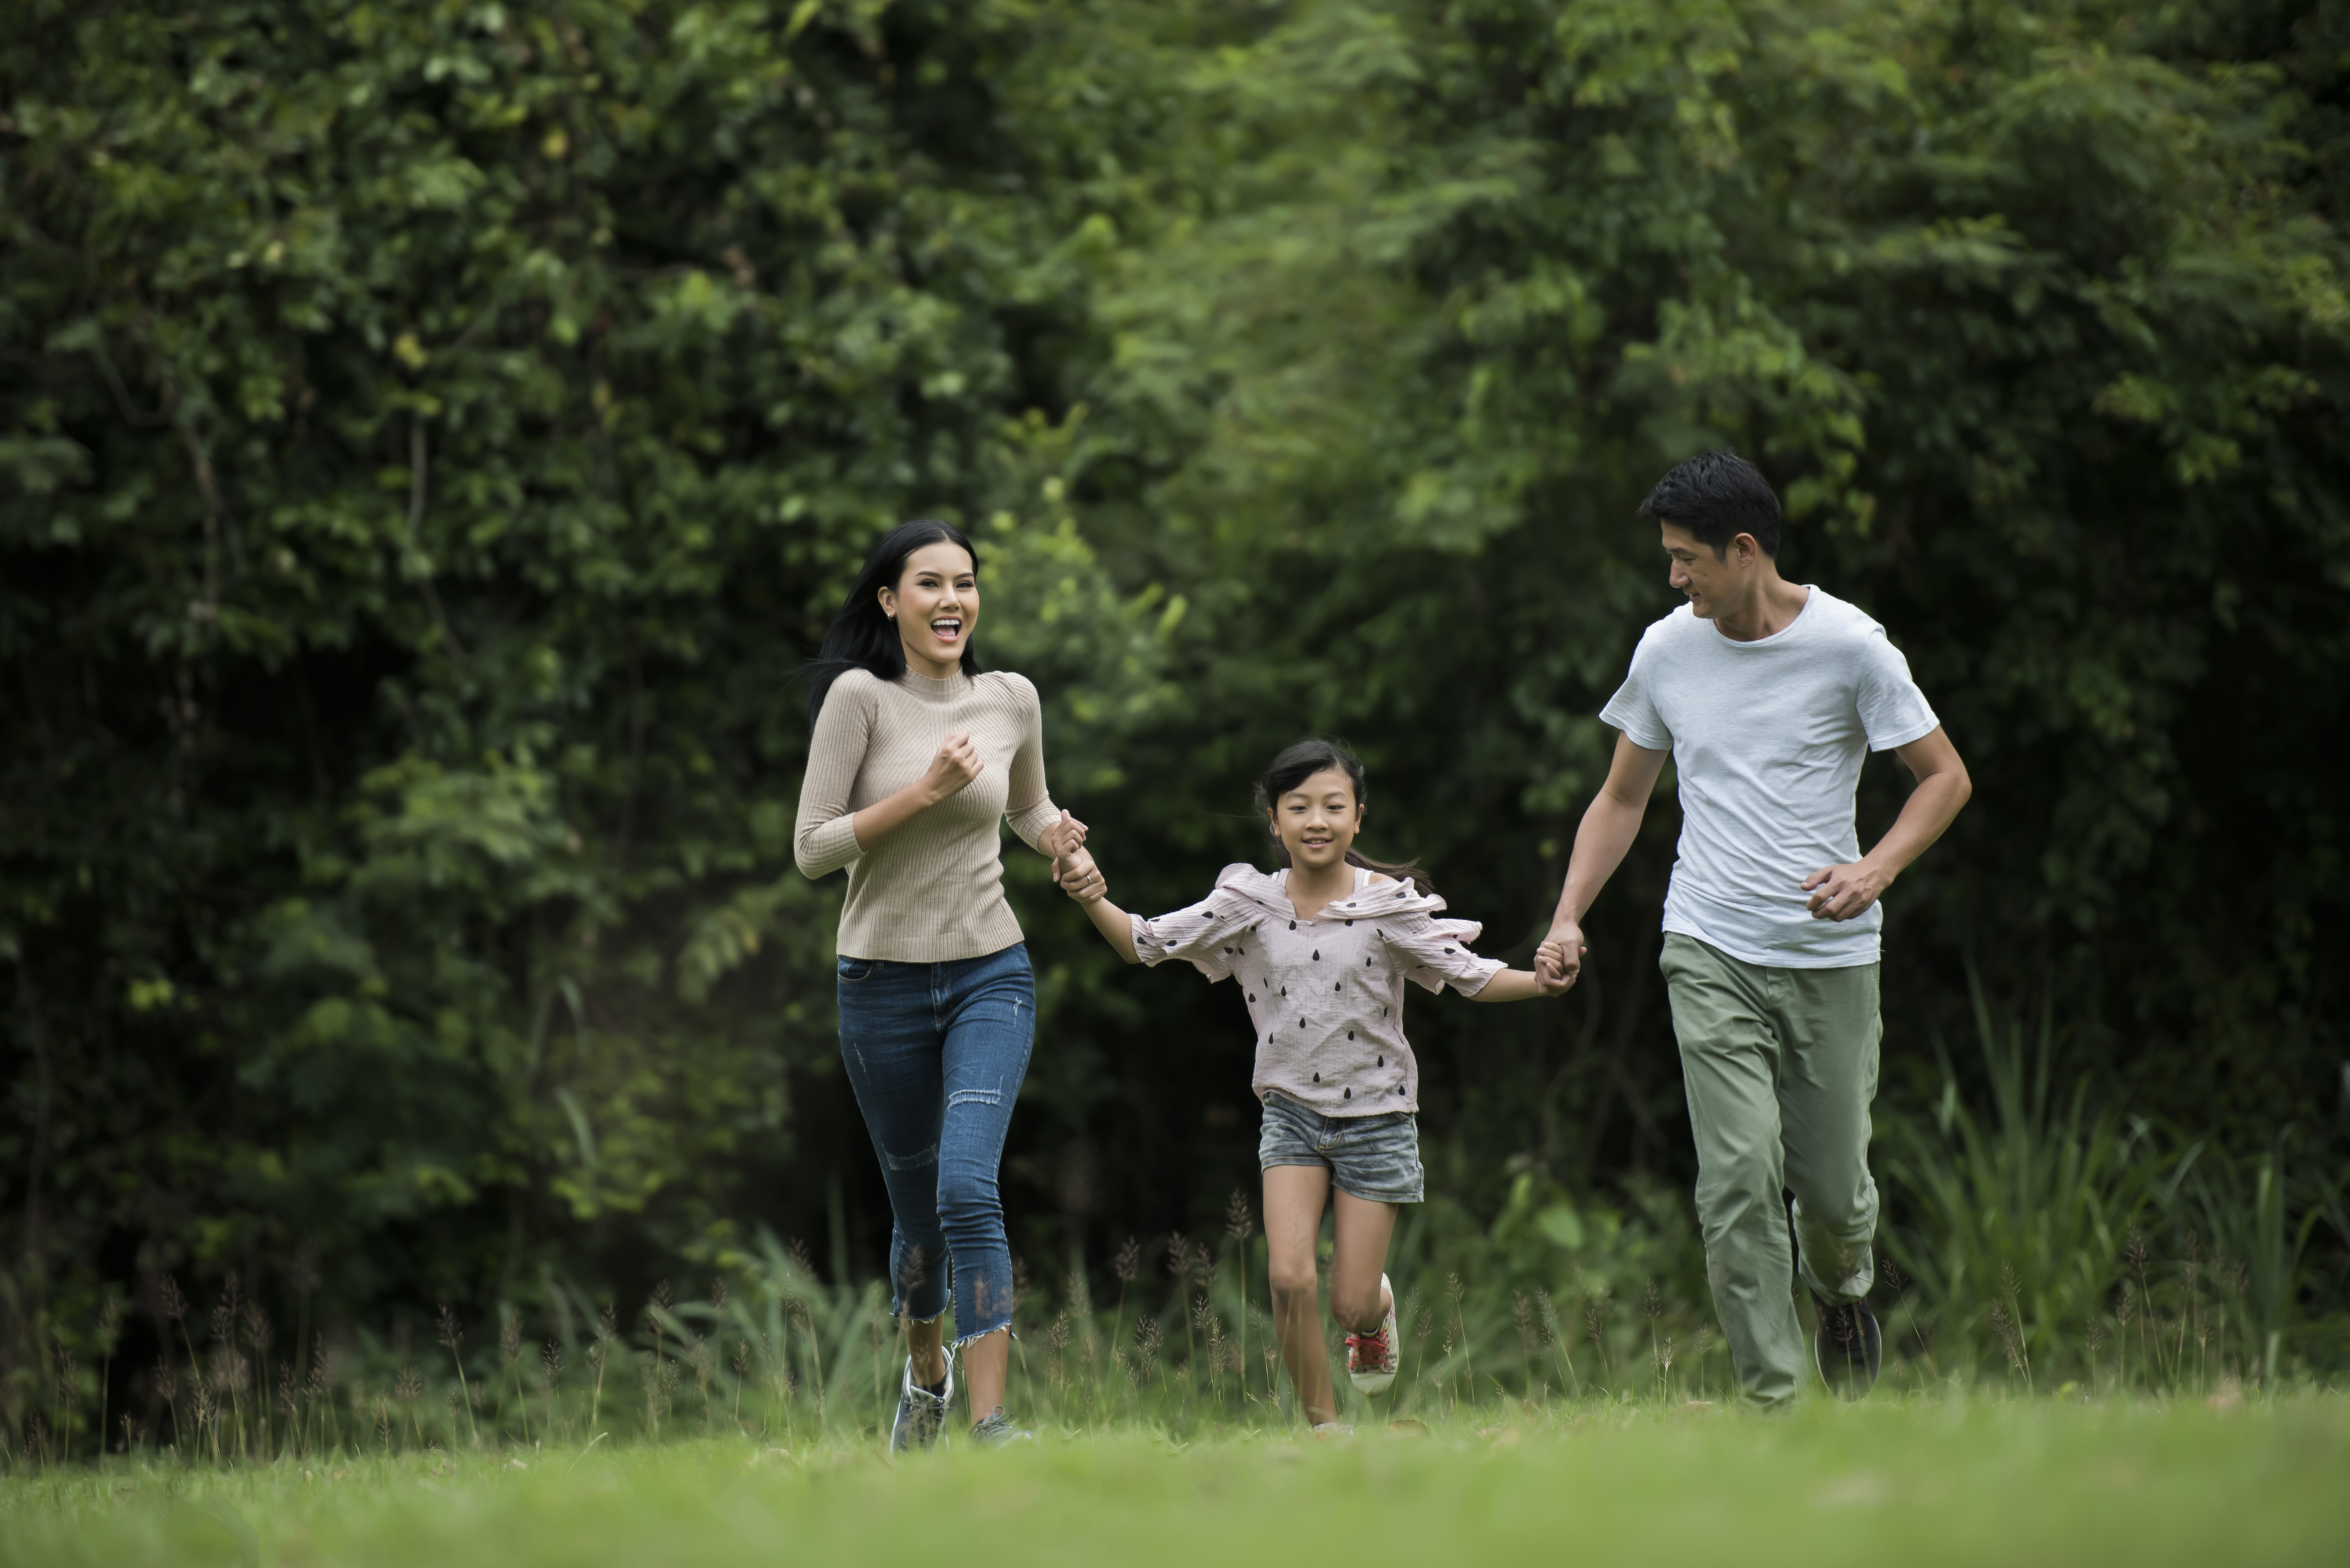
[878,541,979,679]
[1269,766,1363,875]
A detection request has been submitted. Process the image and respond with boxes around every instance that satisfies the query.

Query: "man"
[1535,450,1971,1407]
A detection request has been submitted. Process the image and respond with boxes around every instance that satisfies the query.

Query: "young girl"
[1057,737,1554,1431]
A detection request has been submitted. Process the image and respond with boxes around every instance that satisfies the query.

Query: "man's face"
[1660,520,1752,620]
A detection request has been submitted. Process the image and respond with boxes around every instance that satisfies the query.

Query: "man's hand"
[1534,923,1588,994]
[1056,846,1106,903]
[1800,858,1893,921]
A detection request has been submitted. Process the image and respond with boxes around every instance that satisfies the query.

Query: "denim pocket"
[838,958,875,984]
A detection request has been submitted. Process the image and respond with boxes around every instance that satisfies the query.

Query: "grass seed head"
[241,1301,272,1353]
[1114,1236,1142,1284]
[307,1337,333,1398]
[211,1279,241,1346]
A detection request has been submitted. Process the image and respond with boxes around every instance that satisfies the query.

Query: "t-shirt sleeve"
[1378,914,1507,997]
[1129,889,1258,982]
[1853,626,1941,752]
[1598,635,1672,750]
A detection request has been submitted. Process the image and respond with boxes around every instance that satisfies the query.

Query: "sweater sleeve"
[1130,888,1259,982]
[1378,913,1506,997]
[1000,675,1060,852]
[793,677,874,879]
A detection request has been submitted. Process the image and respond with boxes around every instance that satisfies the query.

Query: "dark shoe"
[1812,1295,1881,1398]
[969,1405,1034,1448]
[890,1357,953,1454]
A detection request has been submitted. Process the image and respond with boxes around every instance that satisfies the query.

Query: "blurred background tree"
[3,0,2344,1414]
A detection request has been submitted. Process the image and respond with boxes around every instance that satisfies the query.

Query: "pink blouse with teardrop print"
[1128,863,1504,1117]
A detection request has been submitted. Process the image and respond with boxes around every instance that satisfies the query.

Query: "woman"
[793,519,1094,1451]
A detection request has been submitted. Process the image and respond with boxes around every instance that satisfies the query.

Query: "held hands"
[1039,808,1106,902]
[1056,847,1107,903]
[1800,858,1891,921]
[919,731,983,804]
[1533,923,1588,996]
[1035,806,1089,861]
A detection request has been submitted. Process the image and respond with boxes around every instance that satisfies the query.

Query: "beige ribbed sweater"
[793,668,1061,961]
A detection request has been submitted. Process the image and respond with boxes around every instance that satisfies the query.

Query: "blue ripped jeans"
[836,942,1034,1345]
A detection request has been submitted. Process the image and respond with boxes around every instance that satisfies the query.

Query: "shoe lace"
[1346,1324,1389,1361]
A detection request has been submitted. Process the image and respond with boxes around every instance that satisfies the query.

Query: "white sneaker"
[889,1356,953,1454]
[1346,1273,1400,1394]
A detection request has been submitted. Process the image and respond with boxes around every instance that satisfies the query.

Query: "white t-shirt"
[1600,587,1940,969]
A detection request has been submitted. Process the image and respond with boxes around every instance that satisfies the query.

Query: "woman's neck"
[902,648,962,681]
[1285,860,1354,920]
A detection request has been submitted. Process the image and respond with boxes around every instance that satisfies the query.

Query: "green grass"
[5,1397,2347,1567]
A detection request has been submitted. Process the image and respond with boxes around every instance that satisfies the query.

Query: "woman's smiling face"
[1269,766,1363,875]
[878,540,979,679]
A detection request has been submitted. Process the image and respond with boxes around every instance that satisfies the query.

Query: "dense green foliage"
[3,0,2346,1441]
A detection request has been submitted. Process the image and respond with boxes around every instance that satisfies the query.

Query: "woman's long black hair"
[802,519,982,730]
[1252,736,1433,896]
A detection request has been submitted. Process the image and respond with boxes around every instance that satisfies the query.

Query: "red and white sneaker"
[1346,1274,1400,1395]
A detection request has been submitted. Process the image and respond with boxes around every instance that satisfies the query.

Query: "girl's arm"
[1064,863,1235,970]
[1077,890,1141,964]
[1060,857,1140,962]
[1469,969,1548,1003]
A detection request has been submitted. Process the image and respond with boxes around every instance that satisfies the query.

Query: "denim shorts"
[1258,1092,1424,1204]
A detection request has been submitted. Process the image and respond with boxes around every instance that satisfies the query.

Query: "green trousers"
[1660,933,1881,1408]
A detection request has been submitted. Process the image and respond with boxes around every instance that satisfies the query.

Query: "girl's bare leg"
[1327,1188,1399,1337]
[904,1319,1009,1422]
[1263,1165,1338,1425]
[959,1328,1009,1418]
[907,1315,949,1385]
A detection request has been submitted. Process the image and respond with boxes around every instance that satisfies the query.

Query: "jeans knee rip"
[946,1087,1002,1108]
[883,1143,940,1172]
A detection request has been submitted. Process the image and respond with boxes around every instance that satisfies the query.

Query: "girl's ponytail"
[1341,846,1433,899]
[1252,736,1435,898]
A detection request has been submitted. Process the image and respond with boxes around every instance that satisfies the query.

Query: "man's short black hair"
[1638,449,1782,559]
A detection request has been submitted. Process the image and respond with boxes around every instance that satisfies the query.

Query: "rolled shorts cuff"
[1258,1091,1424,1204]
[950,1321,1015,1351]
[893,1291,1012,1348]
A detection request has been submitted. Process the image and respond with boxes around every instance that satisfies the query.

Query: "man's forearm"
[1862,770,1969,879]
[1551,793,1647,929]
